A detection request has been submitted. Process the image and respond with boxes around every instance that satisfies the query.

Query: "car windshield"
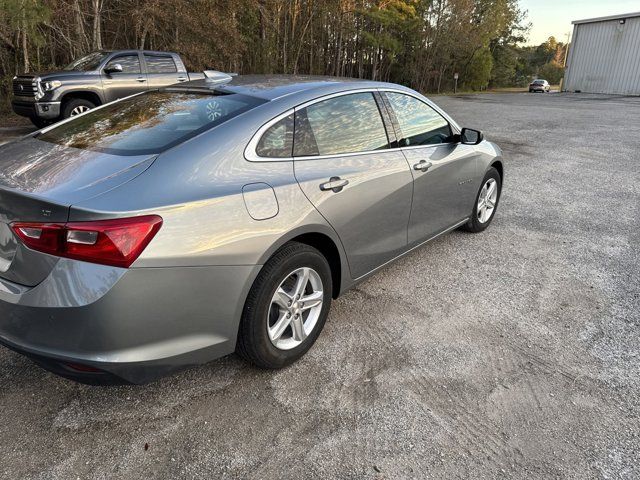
[533,80,545,84]
[64,51,110,71]
[37,91,266,155]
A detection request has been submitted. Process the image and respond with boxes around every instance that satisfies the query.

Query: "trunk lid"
[0,136,155,286]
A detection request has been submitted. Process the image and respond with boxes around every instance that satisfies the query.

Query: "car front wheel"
[237,242,332,369]
[462,167,502,233]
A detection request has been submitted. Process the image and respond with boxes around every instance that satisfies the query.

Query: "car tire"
[462,167,502,233]
[529,89,533,93]
[30,117,54,129]
[62,98,96,119]
[236,241,333,369]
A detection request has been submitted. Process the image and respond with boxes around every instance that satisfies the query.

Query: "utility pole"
[562,31,571,67]
[560,31,571,92]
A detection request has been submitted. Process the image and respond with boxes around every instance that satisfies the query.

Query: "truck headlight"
[41,80,62,91]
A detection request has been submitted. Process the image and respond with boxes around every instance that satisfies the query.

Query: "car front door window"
[385,92,452,147]
[383,91,478,244]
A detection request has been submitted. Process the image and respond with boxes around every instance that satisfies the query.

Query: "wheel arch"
[257,225,350,299]
[490,159,504,183]
[60,91,102,109]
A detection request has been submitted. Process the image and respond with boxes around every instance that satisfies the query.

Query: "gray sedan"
[0,74,503,384]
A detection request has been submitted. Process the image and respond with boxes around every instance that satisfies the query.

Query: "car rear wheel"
[462,167,501,233]
[62,98,96,119]
[236,242,332,368]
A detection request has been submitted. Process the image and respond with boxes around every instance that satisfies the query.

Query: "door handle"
[177,76,187,82]
[413,160,433,172]
[320,176,349,193]
[136,77,146,82]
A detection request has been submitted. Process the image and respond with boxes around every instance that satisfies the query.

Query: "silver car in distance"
[0,75,503,384]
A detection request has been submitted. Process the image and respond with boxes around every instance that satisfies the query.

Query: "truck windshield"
[37,91,266,155]
[64,51,110,71]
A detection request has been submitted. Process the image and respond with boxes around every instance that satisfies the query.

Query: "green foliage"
[0,0,537,111]
[488,36,568,88]
[538,61,564,85]
[0,0,50,45]
[491,43,519,87]
[463,47,493,90]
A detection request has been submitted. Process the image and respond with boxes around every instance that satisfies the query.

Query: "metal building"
[564,12,640,95]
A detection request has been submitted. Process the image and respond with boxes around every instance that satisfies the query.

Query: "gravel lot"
[1,92,639,479]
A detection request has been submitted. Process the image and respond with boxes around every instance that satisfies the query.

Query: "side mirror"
[104,63,123,74]
[460,128,483,145]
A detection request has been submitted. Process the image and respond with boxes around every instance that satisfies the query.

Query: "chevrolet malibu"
[0,74,503,384]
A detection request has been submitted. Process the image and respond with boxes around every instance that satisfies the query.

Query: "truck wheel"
[31,117,54,129]
[62,98,96,119]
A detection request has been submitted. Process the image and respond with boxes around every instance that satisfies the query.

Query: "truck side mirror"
[104,63,123,75]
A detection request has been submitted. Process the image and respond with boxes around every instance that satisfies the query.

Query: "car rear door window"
[144,54,178,74]
[104,54,141,74]
[385,92,451,147]
[293,92,389,156]
[256,114,294,158]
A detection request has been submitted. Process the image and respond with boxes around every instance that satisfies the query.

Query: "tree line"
[0,0,567,112]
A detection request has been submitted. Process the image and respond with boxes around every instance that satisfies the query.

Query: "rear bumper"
[0,259,260,383]
[11,99,61,120]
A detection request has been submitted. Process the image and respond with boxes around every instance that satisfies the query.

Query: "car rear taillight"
[11,215,162,268]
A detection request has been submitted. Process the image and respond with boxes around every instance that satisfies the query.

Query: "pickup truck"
[11,50,204,128]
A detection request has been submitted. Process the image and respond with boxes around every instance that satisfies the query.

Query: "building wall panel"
[565,15,640,95]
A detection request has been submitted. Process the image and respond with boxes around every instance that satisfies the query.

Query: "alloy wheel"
[267,267,324,350]
[70,105,91,116]
[477,178,498,223]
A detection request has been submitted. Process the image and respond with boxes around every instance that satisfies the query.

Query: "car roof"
[171,74,404,101]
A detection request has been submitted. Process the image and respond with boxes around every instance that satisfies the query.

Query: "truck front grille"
[12,77,38,97]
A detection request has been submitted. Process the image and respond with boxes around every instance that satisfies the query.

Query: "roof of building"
[572,11,640,25]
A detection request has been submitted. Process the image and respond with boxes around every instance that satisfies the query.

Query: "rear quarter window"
[255,114,294,158]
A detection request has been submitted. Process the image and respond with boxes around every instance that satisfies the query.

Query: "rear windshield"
[37,91,265,155]
[532,80,545,84]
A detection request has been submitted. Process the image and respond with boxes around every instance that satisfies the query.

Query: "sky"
[520,0,640,45]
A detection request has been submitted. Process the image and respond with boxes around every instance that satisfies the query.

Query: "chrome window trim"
[244,87,464,163]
